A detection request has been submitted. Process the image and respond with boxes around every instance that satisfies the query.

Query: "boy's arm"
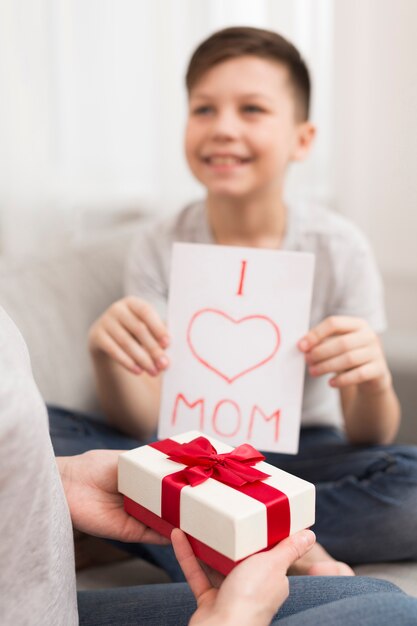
[88,296,169,439]
[299,317,401,445]
[340,375,401,445]
[90,348,161,439]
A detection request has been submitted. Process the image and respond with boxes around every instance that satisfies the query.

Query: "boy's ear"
[291,122,316,162]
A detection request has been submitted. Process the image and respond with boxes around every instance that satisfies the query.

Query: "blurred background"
[0,0,416,352]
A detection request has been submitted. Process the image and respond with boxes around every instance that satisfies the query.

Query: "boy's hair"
[186,26,311,121]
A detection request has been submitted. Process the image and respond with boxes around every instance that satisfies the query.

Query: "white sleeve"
[331,230,387,334]
[123,223,170,320]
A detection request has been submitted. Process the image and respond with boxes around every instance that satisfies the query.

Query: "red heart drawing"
[187,308,280,384]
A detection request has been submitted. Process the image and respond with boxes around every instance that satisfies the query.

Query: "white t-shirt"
[0,308,78,625]
[125,201,386,429]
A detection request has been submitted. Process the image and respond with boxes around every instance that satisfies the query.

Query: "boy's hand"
[88,296,170,376]
[172,528,315,626]
[298,316,392,394]
[57,450,170,544]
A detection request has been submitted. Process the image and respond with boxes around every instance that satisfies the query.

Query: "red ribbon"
[155,435,270,487]
[150,436,291,548]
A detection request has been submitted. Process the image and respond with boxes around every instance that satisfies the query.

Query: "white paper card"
[158,243,315,453]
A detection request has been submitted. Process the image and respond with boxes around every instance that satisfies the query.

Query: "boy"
[86,27,417,575]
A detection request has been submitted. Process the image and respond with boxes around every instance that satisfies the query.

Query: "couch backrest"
[2,224,417,444]
[0,228,133,415]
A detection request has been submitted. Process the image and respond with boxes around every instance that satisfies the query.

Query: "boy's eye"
[192,105,214,116]
[242,104,265,114]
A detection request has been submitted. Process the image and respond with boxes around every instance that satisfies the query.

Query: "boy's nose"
[210,111,240,141]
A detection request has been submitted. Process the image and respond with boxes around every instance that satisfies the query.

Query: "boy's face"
[185,56,315,201]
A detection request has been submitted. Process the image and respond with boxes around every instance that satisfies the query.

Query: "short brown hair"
[186,26,311,121]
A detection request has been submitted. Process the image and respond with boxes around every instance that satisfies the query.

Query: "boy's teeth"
[210,156,242,164]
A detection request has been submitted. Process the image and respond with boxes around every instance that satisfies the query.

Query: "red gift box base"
[124,495,249,575]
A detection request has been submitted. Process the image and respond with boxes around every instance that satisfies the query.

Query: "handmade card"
[158,243,315,453]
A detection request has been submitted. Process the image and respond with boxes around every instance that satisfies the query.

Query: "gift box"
[118,430,315,575]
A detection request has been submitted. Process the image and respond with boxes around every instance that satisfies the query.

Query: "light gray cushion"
[0,228,132,414]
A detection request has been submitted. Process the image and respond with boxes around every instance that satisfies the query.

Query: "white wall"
[0,0,416,337]
[0,0,334,255]
[333,0,417,332]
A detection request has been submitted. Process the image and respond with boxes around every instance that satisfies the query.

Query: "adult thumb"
[269,529,316,571]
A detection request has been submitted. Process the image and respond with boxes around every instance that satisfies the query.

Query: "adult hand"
[172,528,315,626]
[298,316,391,394]
[88,296,170,376]
[57,450,169,544]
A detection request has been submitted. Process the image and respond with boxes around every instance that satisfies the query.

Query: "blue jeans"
[49,406,417,581]
[77,578,417,625]
[263,427,417,564]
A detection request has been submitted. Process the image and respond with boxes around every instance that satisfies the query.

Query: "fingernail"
[160,335,170,348]
[132,366,142,375]
[156,355,169,370]
[301,530,315,546]
[299,339,308,350]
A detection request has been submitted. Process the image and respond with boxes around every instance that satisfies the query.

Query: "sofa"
[1,222,416,595]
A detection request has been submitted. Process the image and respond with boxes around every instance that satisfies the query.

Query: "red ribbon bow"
[161,436,271,487]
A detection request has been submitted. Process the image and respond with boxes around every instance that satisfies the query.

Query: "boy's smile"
[185,56,314,203]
